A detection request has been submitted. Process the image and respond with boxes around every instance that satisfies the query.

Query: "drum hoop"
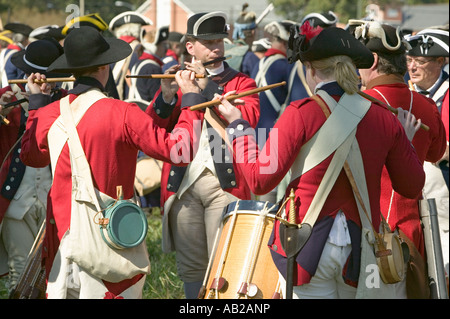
[204,199,280,299]
[223,210,276,221]
[222,200,279,221]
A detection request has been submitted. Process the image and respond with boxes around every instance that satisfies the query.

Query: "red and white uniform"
[20,77,201,298]
[228,82,425,287]
[147,66,260,214]
[364,74,446,257]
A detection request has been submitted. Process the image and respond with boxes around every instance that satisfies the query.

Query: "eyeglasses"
[406,57,436,67]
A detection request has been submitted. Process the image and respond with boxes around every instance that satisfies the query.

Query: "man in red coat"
[349,20,447,298]
[146,11,260,298]
[216,23,425,299]
[19,26,203,299]
[0,37,66,296]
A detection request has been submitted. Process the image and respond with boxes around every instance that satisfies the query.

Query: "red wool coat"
[364,75,447,258]
[0,85,25,223]
[146,69,260,211]
[230,82,425,286]
[0,85,66,222]
[19,78,202,294]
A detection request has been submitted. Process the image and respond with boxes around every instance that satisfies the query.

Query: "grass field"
[0,207,185,299]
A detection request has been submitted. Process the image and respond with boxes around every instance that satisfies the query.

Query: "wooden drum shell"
[202,200,281,299]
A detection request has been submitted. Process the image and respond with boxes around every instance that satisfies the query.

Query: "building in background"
[362,2,448,33]
[135,0,282,35]
[402,3,449,32]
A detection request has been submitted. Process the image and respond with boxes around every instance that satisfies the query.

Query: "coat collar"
[315,81,345,96]
[70,76,105,95]
[265,48,286,58]
[139,51,164,67]
[366,74,405,90]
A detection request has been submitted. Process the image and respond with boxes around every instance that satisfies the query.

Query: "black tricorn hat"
[0,30,13,45]
[287,22,374,69]
[4,23,33,36]
[150,25,169,45]
[232,4,256,40]
[348,20,410,55]
[11,37,67,77]
[252,38,271,52]
[265,20,296,42]
[300,11,338,28]
[29,25,65,41]
[168,31,183,42]
[109,11,153,31]
[185,12,229,40]
[405,28,449,57]
[62,13,109,36]
[47,26,132,73]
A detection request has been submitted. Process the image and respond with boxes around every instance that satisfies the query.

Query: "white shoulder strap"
[345,137,373,229]
[289,91,371,183]
[301,128,356,226]
[0,49,17,87]
[300,92,372,228]
[113,41,139,81]
[277,61,312,121]
[254,54,284,86]
[128,59,156,100]
[432,79,449,103]
[58,90,107,211]
[254,54,285,113]
[47,90,106,178]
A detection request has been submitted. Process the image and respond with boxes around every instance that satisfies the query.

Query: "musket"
[357,90,430,131]
[189,81,286,111]
[255,3,274,26]
[9,220,46,299]
[8,77,76,84]
[420,198,449,299]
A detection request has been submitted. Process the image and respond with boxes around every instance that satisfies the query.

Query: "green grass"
[0,277,8,299]
[0,207,185,299]
[143,207,184,299]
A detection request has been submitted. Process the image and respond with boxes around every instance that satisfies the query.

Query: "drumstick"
[357,91,429,131]
[190,81,287,111]
[8,77,76,84]
[198,227,221,299]
[126,74,206,79]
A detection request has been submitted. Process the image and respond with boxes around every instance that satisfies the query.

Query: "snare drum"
[201,200,282,299]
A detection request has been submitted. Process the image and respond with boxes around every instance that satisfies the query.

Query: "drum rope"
[201,224,221,297]
[236,203,268,298]
[275,279,282,298]
[209,200,240,298]
[237,202,278,298]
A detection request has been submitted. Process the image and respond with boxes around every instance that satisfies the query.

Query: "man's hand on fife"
[27,73,51,95]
